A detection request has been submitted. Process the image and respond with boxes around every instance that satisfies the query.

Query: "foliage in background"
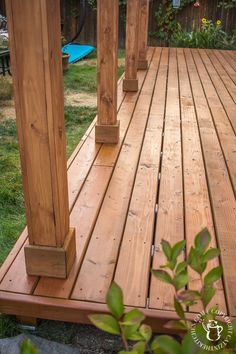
[90,229,236,353]
[171,19,236,49]
[87,0,127,10]
[218,0,236,8]
[151,0,195,45]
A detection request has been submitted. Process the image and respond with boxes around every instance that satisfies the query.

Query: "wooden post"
[123,0,140,92]
[5,0,76,279]
[137,0,149,70]
[95,0,120,144]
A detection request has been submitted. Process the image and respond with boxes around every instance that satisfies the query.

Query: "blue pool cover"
[62,43,95,64]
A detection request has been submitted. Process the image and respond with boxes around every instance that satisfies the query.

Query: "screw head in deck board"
[24,228,76,279]
[123,78,139,92]
[95,121,120,144]
[138,59,148,70]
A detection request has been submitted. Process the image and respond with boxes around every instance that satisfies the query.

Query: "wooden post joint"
[95,121,120,144]
[24,228,76,279]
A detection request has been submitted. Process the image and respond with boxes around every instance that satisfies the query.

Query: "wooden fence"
[1,0,236,47]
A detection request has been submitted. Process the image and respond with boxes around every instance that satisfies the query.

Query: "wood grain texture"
[185,48,236,316]
[6,0,70,248]
[115,48,167,308]
[149,48,184,310]
[177,48,226,312]
[71,49,161,303]
[96,0,119,143]
[138,0,149,70]
[205,50,236,104]
[123,0,140,85]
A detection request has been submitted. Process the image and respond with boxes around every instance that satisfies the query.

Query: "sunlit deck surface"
[0,47,236,331]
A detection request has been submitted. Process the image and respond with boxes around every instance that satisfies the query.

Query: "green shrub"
[171,19,236,49]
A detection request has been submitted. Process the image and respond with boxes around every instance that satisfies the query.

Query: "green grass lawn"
[0,51,124,266]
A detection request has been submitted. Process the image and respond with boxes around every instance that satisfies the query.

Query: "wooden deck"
[0,47,236,331]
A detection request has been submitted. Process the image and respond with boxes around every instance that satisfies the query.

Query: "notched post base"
[95,121,120,144]
[138,59,148,70]
[24,228,76,279]
[123,78,139,92]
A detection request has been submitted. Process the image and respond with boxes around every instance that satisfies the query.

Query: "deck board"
[0,47,236,329]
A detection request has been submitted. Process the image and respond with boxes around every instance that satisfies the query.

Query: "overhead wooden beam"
[123,0,140,92]
[95,0,120,144]
[138,0,149,70]
[5,0,76,279]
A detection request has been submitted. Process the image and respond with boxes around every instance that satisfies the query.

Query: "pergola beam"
[6,0,76,279]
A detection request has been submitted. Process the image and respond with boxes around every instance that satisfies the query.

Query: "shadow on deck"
[0,47,236,332]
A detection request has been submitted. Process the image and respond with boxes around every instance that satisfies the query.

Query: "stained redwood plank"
[222,50,236,72]
[205,50,236,104]
[71,48,161,303]
[185,48,236,316]
[114,48,168,308]
[193,49,236,193]
[149,48,184,310]
[212,50,236,87]
[177,48,226,312]
[199,49,236,134]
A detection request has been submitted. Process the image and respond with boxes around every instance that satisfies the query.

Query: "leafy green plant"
[20,339,38,354]
[151,0,195,45]
[171,19,236,49]
[90,229,236,353]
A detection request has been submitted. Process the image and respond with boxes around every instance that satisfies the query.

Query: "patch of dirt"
[0,100,15,121]
[76,58,125,67]
[65,92,97,107]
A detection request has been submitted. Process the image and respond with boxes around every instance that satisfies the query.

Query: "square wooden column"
[138,0,149,70]
[95,0,120,144]
[123,0,140,92]
[6,0,76,279]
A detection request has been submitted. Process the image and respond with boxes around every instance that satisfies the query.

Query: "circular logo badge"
[191,309,233,351]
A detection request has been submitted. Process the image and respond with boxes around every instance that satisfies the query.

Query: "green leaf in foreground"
[151,335,182,354]
[20,339,38,354]
[139,324,152,342]
[201,286,216,308]
[175,271,188,291]
[161,239,172,261]
[89,314,120,335]
[181,332,201,354]
[122,309,145,326]
[106,282,124,319]
[176,261,187,275]
[171,240,186,262]
[133,341,146,354]
[152,270,173,285]
[204,266,222,286]
[202,248,220,263]
[174,297,185,320]
[194,228,211,254]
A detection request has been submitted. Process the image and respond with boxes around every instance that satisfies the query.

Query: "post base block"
[95,121,120,144]
[24,228,76,279]
[138,59,148,70]
[123,78,139,92]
